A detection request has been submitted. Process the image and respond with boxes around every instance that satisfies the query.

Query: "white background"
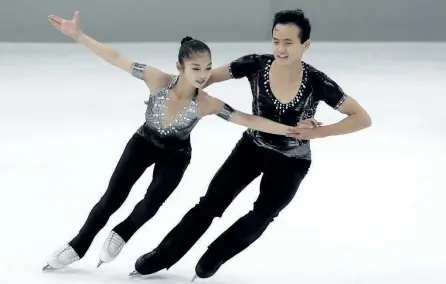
[1,42,445,283]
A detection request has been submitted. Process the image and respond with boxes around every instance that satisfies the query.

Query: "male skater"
[131,9,372,280]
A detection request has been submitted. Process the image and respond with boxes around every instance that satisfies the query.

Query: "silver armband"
[131,62,146,80]
[217,103,235,121]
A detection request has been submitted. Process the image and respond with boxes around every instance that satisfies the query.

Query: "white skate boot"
[43,244,80,271]
[97,231,126,268]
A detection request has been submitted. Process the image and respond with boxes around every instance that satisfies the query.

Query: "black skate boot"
[131,238,189,277]
[131,248,173,276]
[194,247,227,279]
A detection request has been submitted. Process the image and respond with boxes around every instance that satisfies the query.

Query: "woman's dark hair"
[178,36,211,65]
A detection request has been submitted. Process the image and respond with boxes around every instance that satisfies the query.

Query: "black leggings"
[69,133,190,258]
[135,133,311,274]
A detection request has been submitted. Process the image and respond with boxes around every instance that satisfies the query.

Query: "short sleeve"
[315,72,348,110]
[228,54,263,79]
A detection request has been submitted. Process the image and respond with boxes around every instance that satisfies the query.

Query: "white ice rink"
[1,42,445,284]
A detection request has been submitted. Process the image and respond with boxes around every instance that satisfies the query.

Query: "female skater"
[43,11,320,271]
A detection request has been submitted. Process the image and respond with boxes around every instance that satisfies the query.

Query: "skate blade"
[97,260,104,268]
[42,264,54,271]
[191,274,198,282]
[129,270,141,277]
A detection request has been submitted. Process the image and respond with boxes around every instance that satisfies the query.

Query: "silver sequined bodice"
[136,76,200,153]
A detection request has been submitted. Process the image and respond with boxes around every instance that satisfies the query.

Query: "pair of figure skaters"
[44,8,372,280]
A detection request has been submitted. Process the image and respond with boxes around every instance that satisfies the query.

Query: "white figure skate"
[43,244,80,271]
[97,231,126,268]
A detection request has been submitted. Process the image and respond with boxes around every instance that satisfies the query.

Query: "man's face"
[272,23,310,66]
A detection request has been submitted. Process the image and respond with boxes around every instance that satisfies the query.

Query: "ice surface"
[0,42,445,283]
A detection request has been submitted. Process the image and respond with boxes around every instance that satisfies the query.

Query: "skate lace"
[55,246,80,264]
[104,231,125,256]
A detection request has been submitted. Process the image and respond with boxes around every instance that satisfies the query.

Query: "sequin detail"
[228,64,234,79]
[217,104,235,121]
[334,93,347,109]
[228,53,347,160]
[136,76,200,153]
[131,62,147,80]
[263,58,307,114]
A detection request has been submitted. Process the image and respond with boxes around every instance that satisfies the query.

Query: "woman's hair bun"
[181,36,194,45]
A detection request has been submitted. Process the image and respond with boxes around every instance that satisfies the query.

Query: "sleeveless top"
[136,75,200,155]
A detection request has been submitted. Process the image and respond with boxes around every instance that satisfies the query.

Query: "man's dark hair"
[272,9,311,43]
